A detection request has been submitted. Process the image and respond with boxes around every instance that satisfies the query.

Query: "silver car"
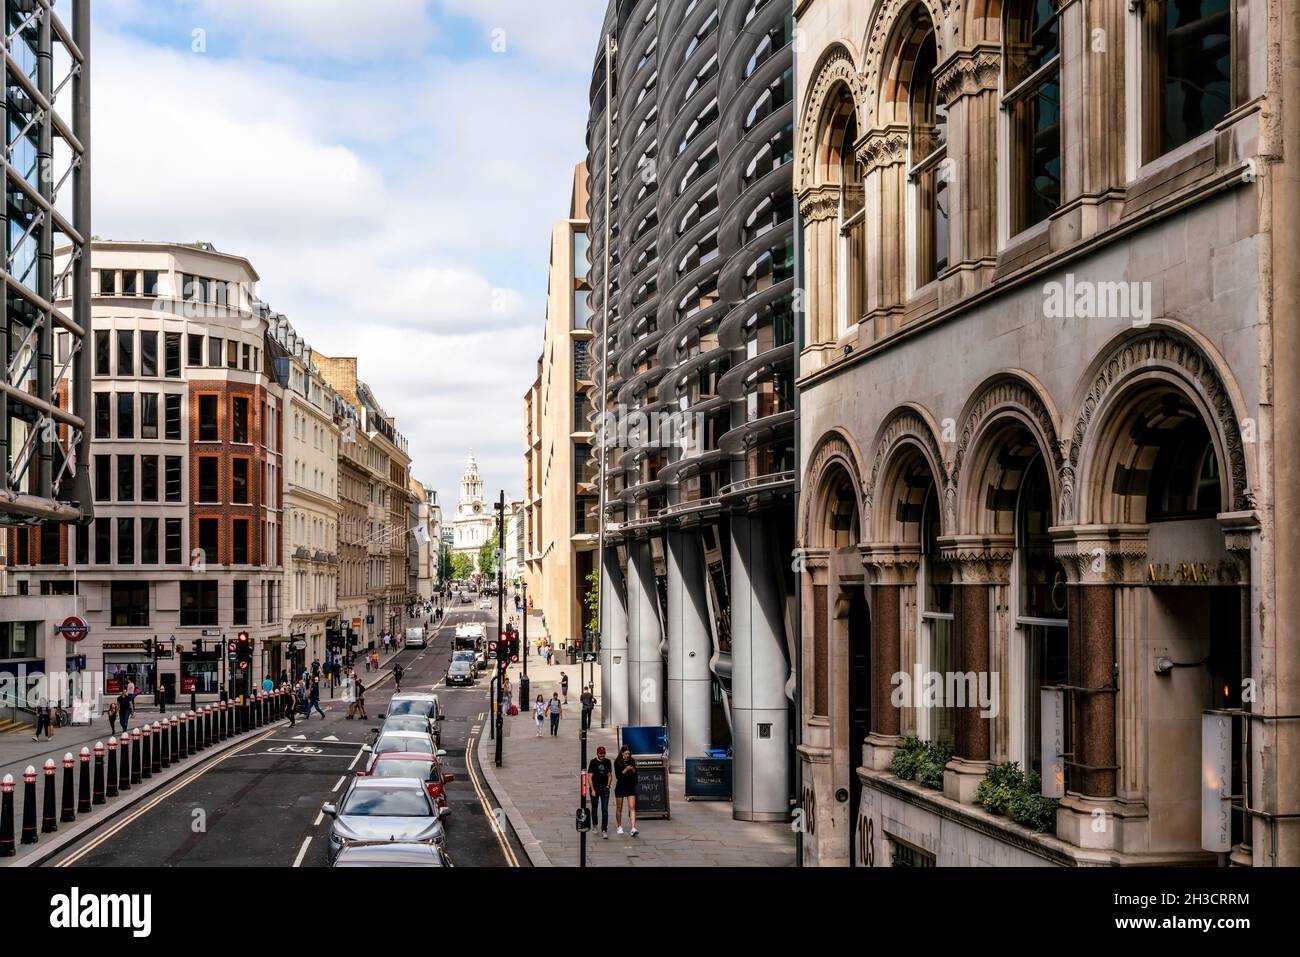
[386,692,445,745]
[322,777,447,864]
[332,842,451,867]
[363,730,444,763]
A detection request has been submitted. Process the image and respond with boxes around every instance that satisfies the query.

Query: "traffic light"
[142,638,155,656]
[236,631,252,671]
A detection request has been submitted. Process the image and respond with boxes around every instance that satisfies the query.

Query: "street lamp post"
[519,581,529,711]
[494,492,506,768]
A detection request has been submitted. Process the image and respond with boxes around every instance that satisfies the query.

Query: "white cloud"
[192,0,437,61]
[440,0,607,67]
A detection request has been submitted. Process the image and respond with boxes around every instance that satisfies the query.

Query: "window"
[232,519,250,564]
[232,396,249,443]
[117,393,134,439]
[165,518,183,564]
[907,30,948,286]
[233,580,249,625]
[208,336,222,367]
[1004,0,1061,232]
[197,518,220,564]
[141,393,159,439]
[198,456,220,502]
[188,333,203,368]
[141,455,158,501]
[833,108,864,337]
[164,332,181,377]
[117,330,134,377]
[140,518,158,565]
[40,522,60,565]
[121,271,137,296]
[95,454,111,501]
[144,270,160,296]
[1143,0,1232,161]
[116,517,135,564]
[75,524,89,565]
[165,394,182,440]
[95,518,111,564]
[140,330,157,376]
[101,271,116,296]
[95,330,111,376]
[227,341,238,370]
[241,342,251,370]
[94,392,110,438]
[198,394,219,441]
[117,455,134,501]
[165,456,183,502]
[919,486,954,747]
[180,582,219,626]
[232,457,250,504]
[110,582,149,627]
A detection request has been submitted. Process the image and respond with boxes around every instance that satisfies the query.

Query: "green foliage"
[478,540,497,578]
[890,737,926,780]
[1007,772,1059,833]
[891,737,951,790]
[449,552,474,581]
[975,761,1025,816]
[584,569,600,634]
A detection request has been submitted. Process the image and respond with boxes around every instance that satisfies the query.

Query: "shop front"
[180,648,222,695]
[103,643,152,699]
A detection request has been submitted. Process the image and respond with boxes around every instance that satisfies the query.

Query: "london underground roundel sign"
[58,616,89,642]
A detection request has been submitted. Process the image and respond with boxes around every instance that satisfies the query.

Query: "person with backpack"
[580,686,596,730]
[547,692,563,736]
[393,663,404,694]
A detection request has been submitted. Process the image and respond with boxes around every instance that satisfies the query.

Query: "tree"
[478,515,503,579]
[584,568,600,634]
[450,552,474,581]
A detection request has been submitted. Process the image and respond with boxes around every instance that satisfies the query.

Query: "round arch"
[802,428,869,548]
[864,403,949,543]
[796,43,867,193]
[860,0,947,126]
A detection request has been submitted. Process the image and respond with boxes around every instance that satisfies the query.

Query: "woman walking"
[354,675,367,720]
[533,694,546,737]
[614,745,639,837]
[106,701,120,737]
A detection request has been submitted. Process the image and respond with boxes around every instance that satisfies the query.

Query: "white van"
[405,627,427,648]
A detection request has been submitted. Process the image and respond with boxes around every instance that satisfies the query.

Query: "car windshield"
[382,717,427,732]
[372,760,434,781]
[376,735,432,755]
[388,700,434,717]
[342,786,431,817]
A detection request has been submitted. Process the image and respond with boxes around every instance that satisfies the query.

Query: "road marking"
[331,775,346,793]
[323,735,339,741]
[465,732,519,868]
[292,836,312,867]
[347,747,365,771]
[313,810,325,827]
[52,727,277,867]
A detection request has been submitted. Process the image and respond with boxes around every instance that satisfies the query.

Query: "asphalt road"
[41,599,526,868]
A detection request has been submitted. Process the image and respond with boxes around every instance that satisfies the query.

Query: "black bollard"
[206,705,214,747]
[42,760,57,833]
[170,716,180,761]
[140,726,152,780]
[198,707,207,750]
[21,766,37,845]
[130,729,142,784]
[0,774,14,857]
[153,722,165,772]
[118,734,130,793]
[106,738,119,798]
[60,753,75,822]
[185,711,194,756]
[92,742,105,805]
[77,748,91,814]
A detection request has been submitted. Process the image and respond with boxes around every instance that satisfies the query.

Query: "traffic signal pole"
[494,491,505,768]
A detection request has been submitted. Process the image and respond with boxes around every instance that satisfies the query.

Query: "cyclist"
[393,663,404,693]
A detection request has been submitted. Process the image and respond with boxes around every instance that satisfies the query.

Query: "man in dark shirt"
[587,746,613,838]
[580,686,596,730]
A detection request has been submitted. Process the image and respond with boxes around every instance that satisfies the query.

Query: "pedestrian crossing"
[0,716,33,734]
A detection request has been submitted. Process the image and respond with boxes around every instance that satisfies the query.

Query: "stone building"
[793,0,1297,867]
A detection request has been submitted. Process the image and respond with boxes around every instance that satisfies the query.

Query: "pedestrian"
[580,685,596,730]
[343,672,355,720]
[502,674,512,707]
[107,701,120,737]
[311,657,320,679]
[547,692,563,736]
[293,679,308,718]
[393,663,404,694]
[355,677,367,720]
[279,669,289,688]
[370,649,379,672]
[588,745,613,838]
[560,671,570,703]
[614,744,639,836]
[283,682,297,727]
[533,694,546,737]
[307,677,326,718]
[262,675,274,695]
[117,689,132,723]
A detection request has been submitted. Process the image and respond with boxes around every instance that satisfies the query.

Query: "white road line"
[331,775,346,793]
[292,836,312,867]
[313,810,324,827]
[347,747,365,771]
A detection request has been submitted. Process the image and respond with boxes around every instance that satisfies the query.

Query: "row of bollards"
[0,690,291,858]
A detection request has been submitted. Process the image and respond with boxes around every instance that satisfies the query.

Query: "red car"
[361,751,456,817]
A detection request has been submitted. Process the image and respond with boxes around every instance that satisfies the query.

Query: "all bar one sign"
[1146,561,1240,584]
[1201,713,1233,853]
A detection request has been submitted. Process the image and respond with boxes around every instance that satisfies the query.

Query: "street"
[38,603,524,868]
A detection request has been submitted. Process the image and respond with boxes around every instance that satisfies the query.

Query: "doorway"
[847,586,870,865]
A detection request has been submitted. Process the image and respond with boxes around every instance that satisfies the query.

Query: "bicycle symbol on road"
[267,744,323,754]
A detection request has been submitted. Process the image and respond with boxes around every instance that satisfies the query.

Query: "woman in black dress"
[613,745,639,837]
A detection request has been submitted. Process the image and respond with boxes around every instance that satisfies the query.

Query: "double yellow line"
[465,730,519,867]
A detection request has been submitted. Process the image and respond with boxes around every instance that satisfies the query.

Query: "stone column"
[666,527,713,771]
[937,535,1013,804]
[625,537,663,727]
[797,186,839,373]
[860,543,920,769]
[731,513,790,821]
[1068,0,1129,238]
[934,45,1001,301]
[857,126,907,338]
[599,545,629,728]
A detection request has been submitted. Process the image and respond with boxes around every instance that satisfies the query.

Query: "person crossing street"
[393,663,404,694]
[307,677,326,718]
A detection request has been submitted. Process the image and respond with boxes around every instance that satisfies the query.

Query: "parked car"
[446,658,475,687]
[373,714,433,738]
[332,841,451,867]
[363,750,456,818]
[364,730,444,762]
[405,627,426,648]
[385,692,445,745]
[323,777,446,864]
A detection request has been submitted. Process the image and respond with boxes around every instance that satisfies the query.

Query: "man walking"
[32,695,52,741]
[587,746,613,838]
[354,676,367,720]
[547,692,563,736]
[283,681,298,728]
[307,677,327,719]
[393,663,404,694]
[560,671,570,704]
[580,685,596,730]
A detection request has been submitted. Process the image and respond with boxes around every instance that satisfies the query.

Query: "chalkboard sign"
[632,755,670,819]
[684,757,732,800]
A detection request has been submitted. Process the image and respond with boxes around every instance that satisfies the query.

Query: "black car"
[446,659,475,686]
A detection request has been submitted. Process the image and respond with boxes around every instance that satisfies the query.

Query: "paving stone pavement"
[479,612,795,868]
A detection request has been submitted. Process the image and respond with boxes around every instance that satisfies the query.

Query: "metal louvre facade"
[586,0,795,821]
[2,0,92,524]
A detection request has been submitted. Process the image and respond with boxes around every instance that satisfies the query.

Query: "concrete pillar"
[625,538,663,728]
[666,528,713,771]
[599,546,629,728]
[730,513,789,821]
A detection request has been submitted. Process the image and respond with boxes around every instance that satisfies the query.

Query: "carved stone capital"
[859,542,921,585]
[798,185,840,224]
[934,46,1002,104]
[1218,510,1259,581]
[935,534,1014,585]
[1051,524,1150,585]
[795,546,830,579]
[855,126,908,173]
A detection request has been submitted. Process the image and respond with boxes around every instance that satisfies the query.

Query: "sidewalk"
[479,613,794,867]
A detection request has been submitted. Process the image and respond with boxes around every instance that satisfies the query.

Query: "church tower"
[451,449,493,571]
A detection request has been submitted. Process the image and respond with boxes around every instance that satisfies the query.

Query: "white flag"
[412,525,429,546]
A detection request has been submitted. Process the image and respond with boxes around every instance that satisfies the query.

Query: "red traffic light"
[237,631,250,643]
[239,661,248,670]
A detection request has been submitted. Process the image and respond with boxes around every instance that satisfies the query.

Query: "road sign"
[202,628,221,637]
[292,640,306,650]
[57,616,89,642]
[583,653,597,662]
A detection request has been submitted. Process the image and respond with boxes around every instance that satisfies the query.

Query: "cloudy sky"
[93,0,605,507]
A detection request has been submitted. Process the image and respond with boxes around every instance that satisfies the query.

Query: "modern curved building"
[586,0,796,821]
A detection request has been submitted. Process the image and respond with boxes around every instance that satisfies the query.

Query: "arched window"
[906,31,948,286]
[1004,0,1061,233]
[1141,0,1233,161]
[836,112,864,338]
[918,482,953,745]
